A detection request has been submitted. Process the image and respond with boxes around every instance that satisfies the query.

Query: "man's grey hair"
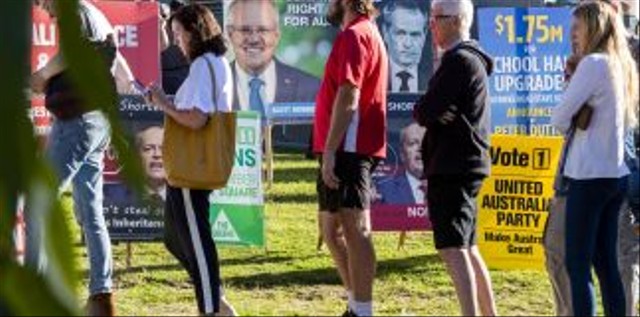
[226,0,280,30]
[431,0,474,37]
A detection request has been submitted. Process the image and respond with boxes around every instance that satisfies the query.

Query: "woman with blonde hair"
[551,1,639,315]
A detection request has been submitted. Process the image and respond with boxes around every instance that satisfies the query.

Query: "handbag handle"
[558,127,575,175]
[203,54,219,113]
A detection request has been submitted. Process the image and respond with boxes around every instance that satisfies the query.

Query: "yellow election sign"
[478,134,564,270]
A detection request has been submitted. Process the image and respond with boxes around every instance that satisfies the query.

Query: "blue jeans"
[624,130,639,222]
[25,111,112,295]
[565,177,628,316]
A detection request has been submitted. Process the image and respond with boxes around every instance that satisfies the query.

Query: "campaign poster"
[211,112,265,247]
[102,99,165,241]
[371,0,433,231]
[30,0,160,135]
[478,7,572,136]
[31,1,162,240]
[478,135,563,270]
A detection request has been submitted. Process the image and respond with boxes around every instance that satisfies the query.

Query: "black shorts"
[317,152,379,212]
[427,174,485,249]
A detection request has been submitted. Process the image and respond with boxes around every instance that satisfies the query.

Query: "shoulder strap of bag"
[559,127,575,174]
[203,54,219,113]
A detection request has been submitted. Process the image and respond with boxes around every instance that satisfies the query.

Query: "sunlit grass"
[68,152,557,316]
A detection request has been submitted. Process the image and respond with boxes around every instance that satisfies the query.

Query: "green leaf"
[0,260,77,316]
[0,0,37,259]
[1,0,152,313]
[0,1,77,314]
[37,164,80,310]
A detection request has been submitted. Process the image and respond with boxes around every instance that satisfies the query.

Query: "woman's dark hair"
[168,4,227,61]
[169,0,185,14]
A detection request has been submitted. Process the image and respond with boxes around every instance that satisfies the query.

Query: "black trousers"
[164,185,220,314]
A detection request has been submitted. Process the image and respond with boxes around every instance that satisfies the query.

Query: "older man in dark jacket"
[413,0,496,316]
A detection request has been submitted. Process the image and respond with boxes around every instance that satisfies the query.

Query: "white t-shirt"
[79,0,134,84]
[174,53,233,113]
[79,0,113,42]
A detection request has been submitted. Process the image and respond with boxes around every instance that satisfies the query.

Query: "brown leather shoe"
[87,293,115,317]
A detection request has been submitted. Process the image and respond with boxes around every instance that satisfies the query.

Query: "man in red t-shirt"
[313,0,388,316]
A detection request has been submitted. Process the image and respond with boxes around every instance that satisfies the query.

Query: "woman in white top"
[144,4,236,316]
[550,2,638,316]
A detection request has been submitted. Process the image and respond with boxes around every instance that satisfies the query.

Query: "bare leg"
[469,246,497,316]
[439,248,479,316]
[339,209,376,304]
[320,211,352,292]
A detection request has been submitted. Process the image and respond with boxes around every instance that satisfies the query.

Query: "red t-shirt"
[313,15,388,159]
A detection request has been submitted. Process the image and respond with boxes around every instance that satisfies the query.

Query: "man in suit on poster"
[377,122,427,204]
[104,122,166,208]
[226,0,320,114]
[380,0,431,93]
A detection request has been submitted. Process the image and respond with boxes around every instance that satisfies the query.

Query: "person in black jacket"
[160,0,190,95]
[413,0,496,315]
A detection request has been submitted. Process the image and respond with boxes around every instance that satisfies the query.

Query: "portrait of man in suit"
[101,122,165,240]
[380,0,430,93]
[136,124,166,202]
[377,122,427,204]
[226,0,321,114]
[104,122,166,208]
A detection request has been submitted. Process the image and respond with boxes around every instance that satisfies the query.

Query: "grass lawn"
[70,152,556,316]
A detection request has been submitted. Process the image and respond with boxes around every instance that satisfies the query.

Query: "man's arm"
[113,51,135,94]
[321,83,360,189]
[30,53,65,93]
[325,84,360,154]
[321,30,367,189]
[413,53,465,127]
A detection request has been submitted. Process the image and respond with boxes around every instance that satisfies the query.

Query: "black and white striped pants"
[164,185,221,314]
